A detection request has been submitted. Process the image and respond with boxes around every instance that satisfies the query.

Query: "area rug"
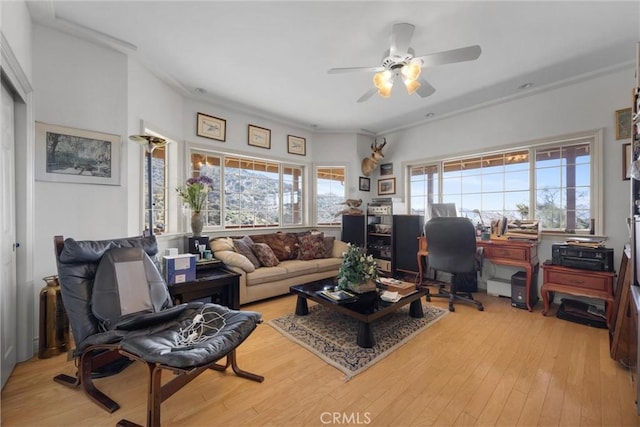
[268,303,447,380]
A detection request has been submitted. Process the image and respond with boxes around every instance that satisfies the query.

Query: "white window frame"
[186,146,307,231]
[314,164,347,226]
[406,129,603,234]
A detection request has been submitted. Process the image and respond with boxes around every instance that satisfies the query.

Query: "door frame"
[2,32,35,361]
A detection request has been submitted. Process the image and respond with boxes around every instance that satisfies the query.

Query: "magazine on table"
[318,289,359,303]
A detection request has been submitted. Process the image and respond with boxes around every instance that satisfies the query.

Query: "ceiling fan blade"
[414,45,482,68]
[415,77,436,98]
[357,88,378,103]
[390,23,415,57]
[328,66,384,74]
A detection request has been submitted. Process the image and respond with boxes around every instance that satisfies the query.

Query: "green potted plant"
[176,175,213,236]
[337,243,379,293]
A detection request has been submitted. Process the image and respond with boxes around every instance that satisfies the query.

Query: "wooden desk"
[540,263,615,327]
[417,237,540,311]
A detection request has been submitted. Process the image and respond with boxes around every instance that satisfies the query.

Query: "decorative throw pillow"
[209,237,234,252]
[233,238,261,268]
[322,236,335,258]
[297,232,326,260]
[251,243,280,267]
[250,233,298,261]
[213,250,255,273]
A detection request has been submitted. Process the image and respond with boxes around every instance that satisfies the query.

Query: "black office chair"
[423,216,484,312]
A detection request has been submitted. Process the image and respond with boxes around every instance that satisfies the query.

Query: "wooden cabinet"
[540,263,615,326]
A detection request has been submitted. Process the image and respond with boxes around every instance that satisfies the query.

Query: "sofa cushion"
[233,238,261,268]
[214,250,255,273]
[245,266,289,286]
[279,259,319,276]
[331,239,349,258]
[252,243,280,267]
[250,233,298,261]
[298,232,326,260]
[210,237,235,252]
[315,257,342,273]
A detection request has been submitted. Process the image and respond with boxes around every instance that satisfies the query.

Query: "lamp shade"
[400,61,421,81]
[404,78,421,95]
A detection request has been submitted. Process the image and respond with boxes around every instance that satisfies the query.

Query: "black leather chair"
[53,235,263,427]
[423,217,484,312]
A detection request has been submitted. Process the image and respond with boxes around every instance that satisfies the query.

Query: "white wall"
[1,0,33,83]
[126,60,185,237]
[32,24,128,281]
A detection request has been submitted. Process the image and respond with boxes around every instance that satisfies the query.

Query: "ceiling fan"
[328,23,481,103]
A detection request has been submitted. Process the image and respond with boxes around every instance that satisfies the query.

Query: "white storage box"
[163,254,196,285]
[487,277,511,298]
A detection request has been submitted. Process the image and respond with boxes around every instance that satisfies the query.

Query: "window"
[408,131,601,233]
[315,166,346,225]
[188,149,305,229]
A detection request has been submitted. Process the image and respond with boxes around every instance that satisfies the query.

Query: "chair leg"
[211,350,264,382]
[79,350,121,413]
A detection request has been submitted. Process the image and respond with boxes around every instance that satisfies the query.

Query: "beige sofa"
[209,232,348,305]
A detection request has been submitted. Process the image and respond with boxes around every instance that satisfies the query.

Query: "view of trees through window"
[409,139,593,232]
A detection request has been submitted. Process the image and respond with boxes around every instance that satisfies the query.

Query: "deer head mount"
[361,138,387,177]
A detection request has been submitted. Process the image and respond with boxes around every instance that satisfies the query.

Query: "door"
[1,82,17,389]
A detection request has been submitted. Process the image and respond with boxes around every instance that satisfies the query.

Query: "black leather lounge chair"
[52,235,263,427]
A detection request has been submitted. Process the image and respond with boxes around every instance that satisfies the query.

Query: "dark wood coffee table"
[290,281,429,348]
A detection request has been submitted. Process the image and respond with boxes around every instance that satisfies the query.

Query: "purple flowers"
[176,175,213,213]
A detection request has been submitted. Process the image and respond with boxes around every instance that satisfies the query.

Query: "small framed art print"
[248,125,271,149]
[378,177,396,195]
[197,113,226,141]
[287,135,306,156]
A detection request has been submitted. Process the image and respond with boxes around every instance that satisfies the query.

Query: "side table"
[168,267,240,309]
[540,263,615,327]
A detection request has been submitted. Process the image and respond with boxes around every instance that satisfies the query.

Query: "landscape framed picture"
[380,162,393,175]
[287,135,306,156]
[35,121,121,185]
[197,112,226,141]
[248,124,271,149]
[378,177,396,195]
[359,176,370,192]
[616,108,632,140]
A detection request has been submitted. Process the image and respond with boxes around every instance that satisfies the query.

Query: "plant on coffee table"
[337,243,379,293]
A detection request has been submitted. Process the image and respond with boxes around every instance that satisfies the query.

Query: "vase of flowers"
[176,175,213,236]
[337,243,379,293]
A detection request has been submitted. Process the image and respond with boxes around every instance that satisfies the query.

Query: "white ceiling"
[27,1,640,135]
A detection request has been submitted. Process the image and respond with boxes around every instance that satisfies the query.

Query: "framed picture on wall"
[287,135,306,156]
[378,177,396,195]
[359,176,370,192]
[35,121,121,185]
[248,124,271,149]
[380,163,393,175]
[196,112,226,141]
[616,108,632,140]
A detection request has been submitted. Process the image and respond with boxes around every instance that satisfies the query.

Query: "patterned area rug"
[268,303,447,380]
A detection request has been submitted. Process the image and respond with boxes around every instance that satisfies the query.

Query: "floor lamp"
[129,135,167,236]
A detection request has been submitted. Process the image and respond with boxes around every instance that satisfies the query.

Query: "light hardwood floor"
[2,291,639,426]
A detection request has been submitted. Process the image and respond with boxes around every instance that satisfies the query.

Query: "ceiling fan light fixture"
[400,61,421,82]
[378,86,392,98]
[404,78,421,95]
[373,70,393,88]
